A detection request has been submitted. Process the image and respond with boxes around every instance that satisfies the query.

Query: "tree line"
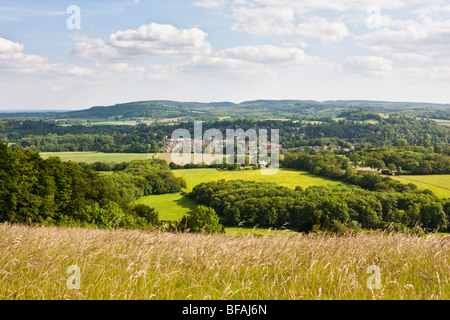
[281,151,419,192]
[0,141,186,229]
[188,179,450,233]
[349,145,450,175]
[1,114,448,153]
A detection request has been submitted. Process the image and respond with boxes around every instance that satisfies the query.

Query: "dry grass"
[0,223,449,300]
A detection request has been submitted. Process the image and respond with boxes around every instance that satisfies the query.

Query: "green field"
[391,175,450,199]
[136,168,343,223]
[40,152,157,163]
[172,167,343,192]
[134,193,197,222]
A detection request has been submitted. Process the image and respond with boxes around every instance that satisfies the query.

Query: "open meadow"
[135,168,343,223]
[40,151,157,163]
[0,223,448,300]
[172,168,343,192]
[391,175,450,199]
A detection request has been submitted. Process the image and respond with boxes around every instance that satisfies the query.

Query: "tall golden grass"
[0,223,449,300]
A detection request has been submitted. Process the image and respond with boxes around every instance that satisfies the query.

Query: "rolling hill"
[1,99,449,121]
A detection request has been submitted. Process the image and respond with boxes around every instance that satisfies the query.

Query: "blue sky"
[1,0,450,110]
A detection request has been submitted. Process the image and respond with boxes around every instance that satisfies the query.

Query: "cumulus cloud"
[73,23,212,62]
[230,6,350,44]
[193,0,225,8]
[355,18,450,61]
[231,6,295,35]
[0,37,92,76]
[182,54,273,79]
[219,44,322,65]
[296,17,350,44]
[182,43,331,81]
[343,56,393,76]
[196,0,409,12]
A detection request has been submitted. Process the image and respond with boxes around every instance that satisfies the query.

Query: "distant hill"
[1,99,449,120]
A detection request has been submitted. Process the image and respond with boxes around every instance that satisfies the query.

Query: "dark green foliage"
[189,179,448,233]
[0,140,159,229]
[101,159,187,204]
[350,146,450,175]
[132,204,159,226]
[282,150,419,192]
[123,159,187,194]
[177,205,224,234]
[2,106,449,154]
[169,161,260,171]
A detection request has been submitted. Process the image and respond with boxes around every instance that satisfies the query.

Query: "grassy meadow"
[40,151,157,163]
[134,193,197,222]
[391,175,450,199]
[172,168,343,192]
[0,223,448,300]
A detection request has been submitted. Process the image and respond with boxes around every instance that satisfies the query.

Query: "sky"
[1,0,450,110]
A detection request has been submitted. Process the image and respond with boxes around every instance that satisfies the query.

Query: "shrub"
[132,204,159,226]
[180,205,224,234]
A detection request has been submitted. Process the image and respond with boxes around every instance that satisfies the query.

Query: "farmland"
[391,175,450,199]
[1,223,448,300]
[134,193,197,222]
[40,151,157,163]
[172,168,343,192]
[134,168,342,222]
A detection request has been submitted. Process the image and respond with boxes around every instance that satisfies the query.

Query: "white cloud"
[0,37,24,53]
[109,23,212,55]
[230,4,351,44]
[194,0,225,8]
[343,56,393,76]
[230,0,407,12]
[0,37,92,76]
[182,43,333,81]
[219,44,321,65]
[355,18,450,61]
[296,17,350,44]
[72,37,120,62]
[183,54,273,79]
[231,6,295,35]
[73,23,212,62]
[412,4,450,19]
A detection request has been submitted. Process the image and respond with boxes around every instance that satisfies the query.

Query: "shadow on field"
[174,194,198,212]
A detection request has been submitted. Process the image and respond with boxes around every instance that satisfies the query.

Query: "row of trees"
[349,146,450,174]
[2,114,449,154]
[104,159,187,203]
[188,180,449,232]
[282,151,418,192]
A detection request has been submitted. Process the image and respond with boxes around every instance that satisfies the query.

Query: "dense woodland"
[189,180,449,233]
[0,141,183,228]
[1,111,449,154]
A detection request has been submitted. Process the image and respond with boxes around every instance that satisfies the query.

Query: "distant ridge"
[0,99,449,120]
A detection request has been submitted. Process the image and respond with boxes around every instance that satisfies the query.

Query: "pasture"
[40,152,157,163]
[391,175,450,199]
[134,193,197,222]
[172,168,343,192]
